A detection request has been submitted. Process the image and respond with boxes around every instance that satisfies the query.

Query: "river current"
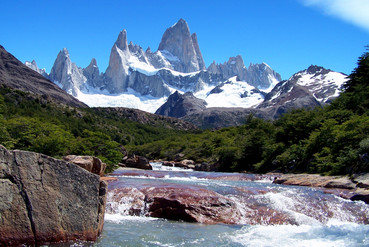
[94,163,369,246]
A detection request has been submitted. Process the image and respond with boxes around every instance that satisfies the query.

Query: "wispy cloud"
[300,0,369,32]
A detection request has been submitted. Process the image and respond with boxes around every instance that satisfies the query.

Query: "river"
[94,163,369,246]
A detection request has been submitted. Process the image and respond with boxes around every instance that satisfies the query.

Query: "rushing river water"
[94,163,369,246]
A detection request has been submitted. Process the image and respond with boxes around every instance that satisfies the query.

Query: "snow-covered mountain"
[25,18,282,113]
[156,65,348,128]
[257,65,347,118]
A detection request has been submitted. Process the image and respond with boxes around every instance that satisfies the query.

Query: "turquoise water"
[94,163,369,247]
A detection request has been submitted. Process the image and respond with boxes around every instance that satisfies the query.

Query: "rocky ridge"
[257,65,347,119]
[0,45,86,108]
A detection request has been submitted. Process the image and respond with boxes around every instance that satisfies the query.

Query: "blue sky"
[1,0,368,79]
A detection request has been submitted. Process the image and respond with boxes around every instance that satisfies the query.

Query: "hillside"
[0,45,86,108]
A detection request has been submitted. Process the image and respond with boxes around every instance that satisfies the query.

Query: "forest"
[0,50,368,175]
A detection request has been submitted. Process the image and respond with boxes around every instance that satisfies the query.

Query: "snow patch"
[76,87,167,113]
[195,77,264,108]
[160,50,180,62]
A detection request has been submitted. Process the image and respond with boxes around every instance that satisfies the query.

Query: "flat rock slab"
[274,174,369,204]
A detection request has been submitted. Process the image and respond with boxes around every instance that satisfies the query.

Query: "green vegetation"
[132,49,369,175]
[0,87,189,172]
[1,49,368,175]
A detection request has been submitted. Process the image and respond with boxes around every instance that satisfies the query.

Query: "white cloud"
[300,0,369,32]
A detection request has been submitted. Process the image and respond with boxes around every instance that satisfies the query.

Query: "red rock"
[64,155,107,176]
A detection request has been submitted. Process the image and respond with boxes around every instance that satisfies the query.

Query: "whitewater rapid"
[95,163,369,246]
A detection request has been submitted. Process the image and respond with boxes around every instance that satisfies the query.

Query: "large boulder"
[124,155,152,170]
[0,145,107,246]
[63,155,107,177]
[106,185,293,225]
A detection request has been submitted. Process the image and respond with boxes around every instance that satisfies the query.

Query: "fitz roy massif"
[26,19,347,127]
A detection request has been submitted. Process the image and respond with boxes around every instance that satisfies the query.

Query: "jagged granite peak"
[158,18,205,73]
[49,48,87,96]
[207,55,247,80]
[0,45,86,108]
[155,91,207,118]
[83,58,103,88]
[207,56,281,92]
[104,29,131,93]
[191,33,206,70]
[24,60,49,78]
[207,61,218,74]
[246,62,282,90]
[128,41,149,64]
[116,29,129,51]
[306,65,330,74]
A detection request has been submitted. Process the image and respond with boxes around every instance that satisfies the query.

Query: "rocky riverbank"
[0,145,107,246]
[273,174,369,204]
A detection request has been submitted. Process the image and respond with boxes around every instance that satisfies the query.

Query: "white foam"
[228,223,369,247]
[104,213,158,223]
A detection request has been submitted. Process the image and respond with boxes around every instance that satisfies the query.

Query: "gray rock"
[158,19,205,73]
[128,70,171,97]
[246,63,282,89]
[191,33,206,71]
[207,56,281,91]
[49,48,87,96]
[155,91,207,118]
[83,58,104,89]
[0,145,106,246]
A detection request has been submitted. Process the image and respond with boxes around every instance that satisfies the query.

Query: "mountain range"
[25,19,348,128]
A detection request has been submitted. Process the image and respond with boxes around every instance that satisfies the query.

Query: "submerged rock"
[0,145,107,246]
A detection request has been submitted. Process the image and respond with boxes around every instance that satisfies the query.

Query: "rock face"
[155,91,207,118]
[83,58,103,89]
[207,57,281,91]
[104,29,130,93]
[158,18,206,73]
[247,63,282,90]
[0,145,107,246]
[0,45,86,108]
[49,48,87,97]
[63,155,107,177]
